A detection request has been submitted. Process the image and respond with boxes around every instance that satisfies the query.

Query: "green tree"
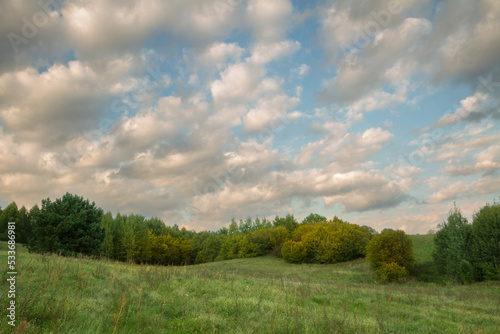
[0,202,19,241]
[301,213,326,224]
[273,214,299,234]
[361,225,378,237]
[432,205,473,283]
[132,216,152,263]
[149,232,171,265]
[238,217,254,234]
[195,233,224,264]
[366,229,416,282]
[28,193,104,256]
[144,217,168,236]
[471,201,500,281]
[101,212,115,258]
[28,204,40,244]
[112,213,126,260]
[121,215,137,262]
[17,206,33,244]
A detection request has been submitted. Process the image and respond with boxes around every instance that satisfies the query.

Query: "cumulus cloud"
[295,126,392,170]
[0,62,108,145]
[428,0,500,83]
[197,42,245,70]
[318,16,431,104]
[246,0,293,43]
[61,0,246,60]
[428,175,500,204]
[249,40,301,65]
[443,145,500,176]
[317,0,500,123]
[243,92,299,133]
[295,64,310,77]
[210,63,265,104]
[0,0,498,235]
[182,167,412,227]
[430,92,500,128]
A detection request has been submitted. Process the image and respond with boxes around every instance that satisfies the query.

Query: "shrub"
[295,221,371,264]
[377,262,409,282]
[366,229,416,282]
[267,226,289,250]
[471,201,500,281]
[281,240,307,264]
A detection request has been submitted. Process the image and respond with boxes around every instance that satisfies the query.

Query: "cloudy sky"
[1,0,499,233]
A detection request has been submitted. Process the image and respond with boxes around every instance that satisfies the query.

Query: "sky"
[0,0,499,234]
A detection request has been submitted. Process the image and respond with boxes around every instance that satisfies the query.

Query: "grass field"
[1,235,499,333]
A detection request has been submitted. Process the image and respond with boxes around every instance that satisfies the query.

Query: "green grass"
[409,234,444,283]
[1,236,499,333]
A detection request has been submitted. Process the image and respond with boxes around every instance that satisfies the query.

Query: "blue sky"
[0,0,499,233]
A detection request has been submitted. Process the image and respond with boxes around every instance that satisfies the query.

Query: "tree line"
[1,193,498,283]
[0,193,375,266]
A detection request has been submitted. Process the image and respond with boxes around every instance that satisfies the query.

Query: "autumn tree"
[366,229,416,282]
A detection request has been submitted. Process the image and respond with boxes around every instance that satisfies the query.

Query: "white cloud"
[249,40,301,65]
[318,16,431,104]
[197,42,245,69]
[295,126,392,170]
[243,93,299,133]
[296,64,310,77]
[432,92,498,128]
[431,0,500,82]
[0,0,498,235]
[61,0,245,60]
[443,145,500,176]
[428,176,500,204]
[0,62,106,144]
[246,0,293,42]
[210,63,265,104]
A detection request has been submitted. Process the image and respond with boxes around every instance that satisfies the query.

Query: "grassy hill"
[1,236,499,333]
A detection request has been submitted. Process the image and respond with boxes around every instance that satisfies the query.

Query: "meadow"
[0,235,499,333]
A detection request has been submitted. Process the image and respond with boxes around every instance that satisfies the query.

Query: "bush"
[281,240,307,264]
[267,226,289,250]
[377,262,409,282]
[471,201,500,281]
[366,229,416,282]
[294,221,371,264]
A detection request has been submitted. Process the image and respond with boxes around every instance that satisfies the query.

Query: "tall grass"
[0,236,499,333]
